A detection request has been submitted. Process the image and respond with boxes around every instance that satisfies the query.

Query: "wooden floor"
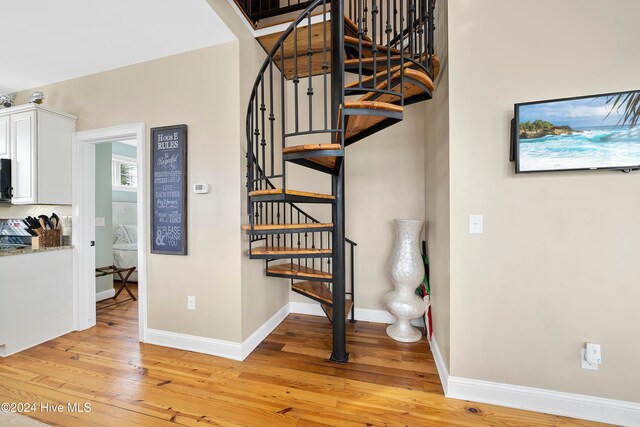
[0,286,603,426]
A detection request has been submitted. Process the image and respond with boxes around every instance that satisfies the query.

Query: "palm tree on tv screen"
[606,92,640,128]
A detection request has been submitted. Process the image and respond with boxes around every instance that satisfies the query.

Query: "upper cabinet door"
[10,111,37,204]
[0,116,9,159]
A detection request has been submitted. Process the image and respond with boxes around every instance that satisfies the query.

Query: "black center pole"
[330,0,348,363]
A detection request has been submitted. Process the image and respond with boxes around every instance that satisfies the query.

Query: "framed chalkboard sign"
[151,125,188,255]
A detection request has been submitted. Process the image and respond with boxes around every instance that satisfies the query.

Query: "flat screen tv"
[514,89,640,173]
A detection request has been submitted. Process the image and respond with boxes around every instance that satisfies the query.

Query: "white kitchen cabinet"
[1,105,77,204]
[0,248,73,357]
[0,116,9,159]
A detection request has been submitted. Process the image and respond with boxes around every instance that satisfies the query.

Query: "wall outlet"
[469,215,483,234]
[187,296,196,311]
[581,349,598,370]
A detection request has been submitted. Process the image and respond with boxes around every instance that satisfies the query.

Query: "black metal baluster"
[297,211,301,251]
[393,0,398,40]
[386,0,392,90]
[312,221,316,271]
[280,44,287,192]
[358,0,363,86]
[290,205,294,250]
[372,0,378,87]
[307,12,314,131]
[363,0,368,37]
[276,203,281,247]
[409,0,415,63]
[400,0,405,107]
[323,0,329,130]
[294,26,300,133]
[304,217,309,268]
[260,81,267,178]
[418,0,424,67]
[379,0,383,46]
[254,95,260,188]
[427,0,434,77]
[247,108,254,227]
[350,241,356,321]
[269,59,275,176]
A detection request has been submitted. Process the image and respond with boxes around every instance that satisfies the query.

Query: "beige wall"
[204,0,290,340]
[448,0,640,402]
[424,0,450,370]
[16,43,246,342]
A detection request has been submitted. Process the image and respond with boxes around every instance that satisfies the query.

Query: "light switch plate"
[469,215,483,234]
[95,217,105,227]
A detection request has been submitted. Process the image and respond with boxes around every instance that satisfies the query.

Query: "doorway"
[72,124,147,341]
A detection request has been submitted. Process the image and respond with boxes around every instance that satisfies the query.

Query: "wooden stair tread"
[345,54,440,81]
[257,16,371,80]
[283,144,341,171]
[345,64,402,89]
[248,188,335,200]
[344,100,404,113]
[282,143,341,153]
[242,223,333,231]
[344,16,372,43]
[357,68,434,104]
[335,101,404,143]
[251,246,333,256]
[292,281,333,305]
[343,35,402,56]
[322,299,354,322]
[344,55,403,73]
[267,263,332,279]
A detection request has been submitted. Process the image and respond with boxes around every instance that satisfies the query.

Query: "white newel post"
[383,219,426,342]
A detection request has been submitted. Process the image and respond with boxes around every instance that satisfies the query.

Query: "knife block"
[32,229,61,249]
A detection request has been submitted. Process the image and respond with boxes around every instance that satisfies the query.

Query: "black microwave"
[0,159,12,205]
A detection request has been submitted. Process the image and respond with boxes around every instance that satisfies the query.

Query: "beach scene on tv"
[518,91,640,172]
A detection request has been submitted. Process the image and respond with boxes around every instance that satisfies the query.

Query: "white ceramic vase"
[383,219,426,342]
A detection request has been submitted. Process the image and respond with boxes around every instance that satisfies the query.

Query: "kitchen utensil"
[51,213,60,230]
[21,219,37,236]
[38,215,53,230]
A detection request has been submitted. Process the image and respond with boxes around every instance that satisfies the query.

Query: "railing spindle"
[294,26,300,134]
[307,12,314,131]
[269,59,275,175]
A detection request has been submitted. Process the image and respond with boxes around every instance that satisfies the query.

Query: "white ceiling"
[0,0,236,93]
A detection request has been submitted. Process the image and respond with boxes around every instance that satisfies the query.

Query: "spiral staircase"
[243,0,437,362]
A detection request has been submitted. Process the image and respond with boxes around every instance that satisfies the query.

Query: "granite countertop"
[0,245,73,257]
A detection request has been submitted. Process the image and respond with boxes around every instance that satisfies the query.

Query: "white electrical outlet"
[469,215,483,234]
[581,349,598,370]
[187,296,196,311]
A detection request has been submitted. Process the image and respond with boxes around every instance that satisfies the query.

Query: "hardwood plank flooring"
[0,287,604,426]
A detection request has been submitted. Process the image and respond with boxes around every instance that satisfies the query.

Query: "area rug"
[0,411,49,426]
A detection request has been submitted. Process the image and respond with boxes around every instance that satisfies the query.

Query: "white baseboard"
[429,336,449,395]
[420,335,640,426]
[241,303,290,360]
[145,328,243,361]
[95,289,115,302]
[447,376,640,426]
[145,303,290,362]
[289,301,326,317]
[354,307,396,323]
[290,301,397,324]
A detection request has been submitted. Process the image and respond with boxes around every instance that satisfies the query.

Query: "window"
[112,154,137,191]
